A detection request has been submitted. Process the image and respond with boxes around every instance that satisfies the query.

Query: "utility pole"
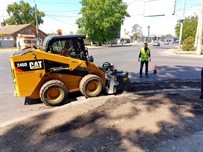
[147,25,150,42]
[34,3,39,45]
[178,0,186,48]
[123,29,126,45]
[196,0,203,55]
[195,15,199,48]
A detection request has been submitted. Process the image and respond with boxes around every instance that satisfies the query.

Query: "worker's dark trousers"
[140,61,149,76]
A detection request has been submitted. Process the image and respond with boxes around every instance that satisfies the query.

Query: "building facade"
[0,22,47,48]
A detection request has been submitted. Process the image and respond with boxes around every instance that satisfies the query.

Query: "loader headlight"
[123,78,128,82]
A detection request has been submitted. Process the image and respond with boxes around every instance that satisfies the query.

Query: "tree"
[175,15,198,41]
[165,34,173,37]
[76,29,86,34]
[182,36,196,51]
[76,0,130,45]
[6,0,45,25]
[131,24,143,40]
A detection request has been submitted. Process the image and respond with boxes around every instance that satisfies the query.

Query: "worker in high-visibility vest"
[138,43,151,78]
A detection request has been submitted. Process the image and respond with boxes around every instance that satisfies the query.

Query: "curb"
[163,49,203,58]
[135,88,200,94]
[131,79,201,84]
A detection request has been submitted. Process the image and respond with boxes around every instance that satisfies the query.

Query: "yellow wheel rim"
[47,88,63,102]
[87,81,100,95]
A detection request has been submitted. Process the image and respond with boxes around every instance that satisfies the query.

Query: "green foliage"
[76,0,130,43]
[175,15,198,41]
[131,24,142,40]
[76,29,86,34]
[0,33,4,37]
[6,0,45,25]
[182,36,196,51]
[132,34,139,40]
[165,34,173,37]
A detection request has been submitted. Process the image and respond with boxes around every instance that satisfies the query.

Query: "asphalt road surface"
[89,44,202,81]
[0,43,202,126]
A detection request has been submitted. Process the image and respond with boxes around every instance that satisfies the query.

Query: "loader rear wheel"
[80,74,103,97]
[40,80,67,106]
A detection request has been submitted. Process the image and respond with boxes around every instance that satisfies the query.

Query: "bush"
[182,36,196,51]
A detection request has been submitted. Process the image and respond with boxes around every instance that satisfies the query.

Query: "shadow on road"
[1,91,203,151]
[129,65,201,82]
[24,91,83,105]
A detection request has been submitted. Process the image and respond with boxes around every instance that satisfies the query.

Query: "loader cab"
[43,34,89,61]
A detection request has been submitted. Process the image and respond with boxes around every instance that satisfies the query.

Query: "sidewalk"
[0,48,18,52]
[163,49,203,58]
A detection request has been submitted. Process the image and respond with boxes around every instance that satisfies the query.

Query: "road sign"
[144,0,176,17]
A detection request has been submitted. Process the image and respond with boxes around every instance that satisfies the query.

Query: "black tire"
[40,80,67,106]
[80,74,103,97]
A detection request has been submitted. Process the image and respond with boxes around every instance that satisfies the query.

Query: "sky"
[0,0,201,37]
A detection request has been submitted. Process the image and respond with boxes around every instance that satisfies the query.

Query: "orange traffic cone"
[154,65,157,74]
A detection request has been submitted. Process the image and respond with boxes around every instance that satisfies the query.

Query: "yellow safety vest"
[140,48,150,61]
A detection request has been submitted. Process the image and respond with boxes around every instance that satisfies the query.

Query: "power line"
[0,5,199,13]
[46,15,78,27]
[28,0,143,4]
[0,9,80,13]
[176,5,200,11]
[127,0,144,4]
[0,5,199,18]
[28,2,80,4]
[45,15,79,17]
[43,10,80,12]
[128,14,143,16]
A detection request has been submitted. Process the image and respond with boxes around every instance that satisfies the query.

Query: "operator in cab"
[60,42,71,57]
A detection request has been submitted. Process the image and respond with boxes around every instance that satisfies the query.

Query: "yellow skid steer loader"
[9,34,130,106]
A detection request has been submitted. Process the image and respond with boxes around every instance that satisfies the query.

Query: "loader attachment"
[100,62,131,94]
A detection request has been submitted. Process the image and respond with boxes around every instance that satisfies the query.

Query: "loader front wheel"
[40,80,67,106]
[80,74,103,97]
